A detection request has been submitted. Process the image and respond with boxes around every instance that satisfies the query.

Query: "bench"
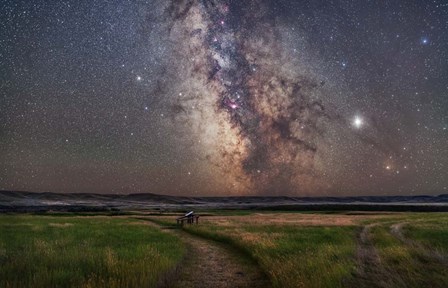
[177,211,199,225]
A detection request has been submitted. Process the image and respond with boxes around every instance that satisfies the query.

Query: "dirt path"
[390,222,407,242]
[169,230,270,288]
[352,224,400,288]
[139,218,270,288]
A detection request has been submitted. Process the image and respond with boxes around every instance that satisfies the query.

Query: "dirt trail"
[390,222,407,242]
[169,230,269,288]
[141,219,270,288]
[352,224,401,288]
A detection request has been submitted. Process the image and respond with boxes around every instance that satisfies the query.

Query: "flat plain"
[1,211,448,287]
[0,215,184,288]
[151,211,448,288]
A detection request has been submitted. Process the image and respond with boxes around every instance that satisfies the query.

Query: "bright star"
[352,116,364,128]
[136,76,142,81]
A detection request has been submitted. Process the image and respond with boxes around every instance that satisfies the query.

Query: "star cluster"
[1,0,447,196]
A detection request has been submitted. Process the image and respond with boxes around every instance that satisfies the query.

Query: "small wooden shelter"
[177,211,199,225]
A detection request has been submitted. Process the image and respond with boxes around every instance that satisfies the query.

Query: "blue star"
[421,37,429,45]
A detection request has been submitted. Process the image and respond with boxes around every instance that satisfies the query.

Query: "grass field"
[176,211,448,288]
[0,215,184,288]
[2,211,448,288]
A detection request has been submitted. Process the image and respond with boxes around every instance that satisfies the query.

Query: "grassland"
[2,211,448,288]
[0,215,184,288]
[175,211,448,288]
[366,213,448,287]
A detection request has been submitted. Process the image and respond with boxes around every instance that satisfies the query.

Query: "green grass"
[0,215,184,288]
[183,219,357,288]
[370,223,448,287]
[403,214,448,254]
[4,211,448,288]
[169,211,448,288]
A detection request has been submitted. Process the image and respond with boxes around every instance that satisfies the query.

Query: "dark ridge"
[1,190,447,213]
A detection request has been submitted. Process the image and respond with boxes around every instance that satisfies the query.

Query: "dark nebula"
[163,0,334,194]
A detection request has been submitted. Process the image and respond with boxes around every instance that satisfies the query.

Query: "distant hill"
[1,190,448,213]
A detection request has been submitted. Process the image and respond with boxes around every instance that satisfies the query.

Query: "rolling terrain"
[1,190,448,213]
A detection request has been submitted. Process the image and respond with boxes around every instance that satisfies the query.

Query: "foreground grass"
[404,213,448,254]
[0,215,184,288]
[182,215,357,288]
[173,211,448,288]
[370,224,448,287]
[4,211,447,288]
[366,213,448,287]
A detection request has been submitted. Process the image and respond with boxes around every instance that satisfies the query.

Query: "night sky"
[1,0,447,196]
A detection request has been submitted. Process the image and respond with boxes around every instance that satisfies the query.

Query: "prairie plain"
[1,211,448,288]
[151,211,448,288]
[0,215,184,288]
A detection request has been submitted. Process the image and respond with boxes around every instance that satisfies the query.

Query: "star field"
[1,0,447,196]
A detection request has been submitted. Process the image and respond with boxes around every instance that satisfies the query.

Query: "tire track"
[351,223,402,288]
[390,222,448,266]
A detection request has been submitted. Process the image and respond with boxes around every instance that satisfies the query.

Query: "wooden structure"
[177,211,199,225]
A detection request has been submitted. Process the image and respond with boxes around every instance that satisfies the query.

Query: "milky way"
[1,0,447,195]
[161,0,335,194]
